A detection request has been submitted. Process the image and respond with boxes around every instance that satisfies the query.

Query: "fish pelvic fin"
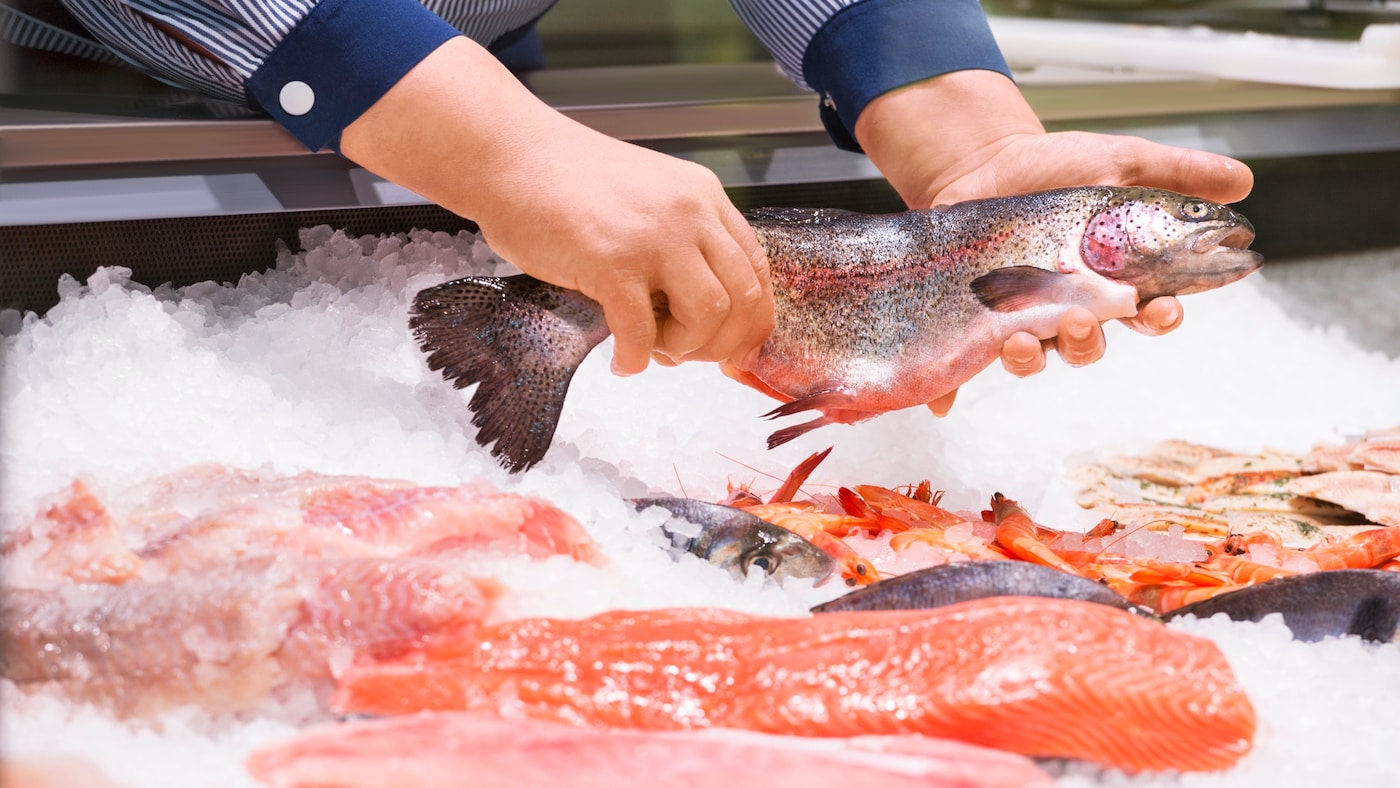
[410,275,610,473]
[969,266,1067,313]
[762,390,858,449]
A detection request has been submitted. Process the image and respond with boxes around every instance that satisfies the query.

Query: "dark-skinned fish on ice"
[409,186,1262,472]
[811,559,1149,615]
[1163,569,1400,643]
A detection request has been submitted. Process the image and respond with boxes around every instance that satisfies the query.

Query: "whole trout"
[411,186,1262,472]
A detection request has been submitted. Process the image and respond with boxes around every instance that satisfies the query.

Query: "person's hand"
[341,37,773,377]
[854,70,1253,409]
[474,126,773,377]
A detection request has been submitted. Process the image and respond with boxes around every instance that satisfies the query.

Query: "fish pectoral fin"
[969,266,1069,313]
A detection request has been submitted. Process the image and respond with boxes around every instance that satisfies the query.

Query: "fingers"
[653,256,732,363]
[1000,332,1046,378]
[1108,136,1255,205]
[717,207,775,369]
[600,278,660,377]
[1002,306,1105,378]
[925,388,958,418]
[1119,297,1183,336]
[1054,307,1106,367]
[654,209,773,367]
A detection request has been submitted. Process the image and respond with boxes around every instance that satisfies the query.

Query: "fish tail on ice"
[410,276,611,472]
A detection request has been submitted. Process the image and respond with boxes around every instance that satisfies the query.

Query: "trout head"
[1080,188,1263,302]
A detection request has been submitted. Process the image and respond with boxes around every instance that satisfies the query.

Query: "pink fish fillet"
[0,481,143,585]
[0,556,496,717]
[7,466,602,584]
[1349,441,1400,474]
[299,479,600,563]
[332,598,1256,773]
[1288,470,1400,524]
[245,711,1053,788]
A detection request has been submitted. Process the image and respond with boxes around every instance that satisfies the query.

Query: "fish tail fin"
[410,276,611,473]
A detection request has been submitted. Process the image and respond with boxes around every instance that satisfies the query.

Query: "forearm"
[853,70,1043,207]
[338,36,567,226]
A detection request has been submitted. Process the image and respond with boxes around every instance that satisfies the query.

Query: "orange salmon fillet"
[247,711,1054,788]
[333,597,1255,773]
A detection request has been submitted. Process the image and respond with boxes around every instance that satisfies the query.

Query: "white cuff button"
[279,81,315,116]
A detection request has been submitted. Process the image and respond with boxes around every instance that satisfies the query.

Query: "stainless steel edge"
[3,62,1399,169]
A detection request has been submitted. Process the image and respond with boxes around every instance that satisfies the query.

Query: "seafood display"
[332,599,1256,773]
[246,711,1055,788]
[410,187,1262,471]
[0,466,600,716]
[1059,432,1400,620]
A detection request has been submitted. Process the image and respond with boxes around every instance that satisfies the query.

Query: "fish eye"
[1179,201,1213,221]
[745,553,778,575]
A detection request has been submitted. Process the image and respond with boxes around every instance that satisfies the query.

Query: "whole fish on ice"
[632,497,836,585]
[810,560,1147,615]
[411,186,1262,471]
[1164,569,1400,643]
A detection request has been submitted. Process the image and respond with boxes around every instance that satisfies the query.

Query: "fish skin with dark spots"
[411,186,1262,472]
[633,497,837,586]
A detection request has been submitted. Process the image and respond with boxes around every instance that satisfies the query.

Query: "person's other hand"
[340,37,773,378]
[857,70,1252,402]
[477,130,773,377]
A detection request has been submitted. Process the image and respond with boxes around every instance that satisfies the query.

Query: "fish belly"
[332,598,1255,773]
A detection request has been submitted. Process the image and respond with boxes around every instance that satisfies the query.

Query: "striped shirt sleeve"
[52,0,553,149]
[726,0,854,91]
[732,0,1011,151]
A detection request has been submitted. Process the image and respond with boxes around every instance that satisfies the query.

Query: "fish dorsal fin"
[410,276,609,473]
[969,266,1066,313]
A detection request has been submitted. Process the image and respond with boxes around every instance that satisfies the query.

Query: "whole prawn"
[721,448,880,586]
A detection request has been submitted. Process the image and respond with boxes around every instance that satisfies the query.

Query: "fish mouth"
[1190,222,1261,259]
[1131,221,1264,301]
[1176,222,1263,289]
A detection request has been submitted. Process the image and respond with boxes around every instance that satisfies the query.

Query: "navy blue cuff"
[803,0,1011,152]
[245,0,461,152]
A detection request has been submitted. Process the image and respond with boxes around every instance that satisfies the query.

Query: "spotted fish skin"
[411,187,1261,472]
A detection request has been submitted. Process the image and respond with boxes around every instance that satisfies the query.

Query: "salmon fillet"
[246,711,1054,788]
[333,597,1255,773]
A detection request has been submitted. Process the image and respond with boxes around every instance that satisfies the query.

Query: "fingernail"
[611,359,637,377]
[1066,322,1093,342]
[1162,302,1182,326]
[1006,349,1037,366]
